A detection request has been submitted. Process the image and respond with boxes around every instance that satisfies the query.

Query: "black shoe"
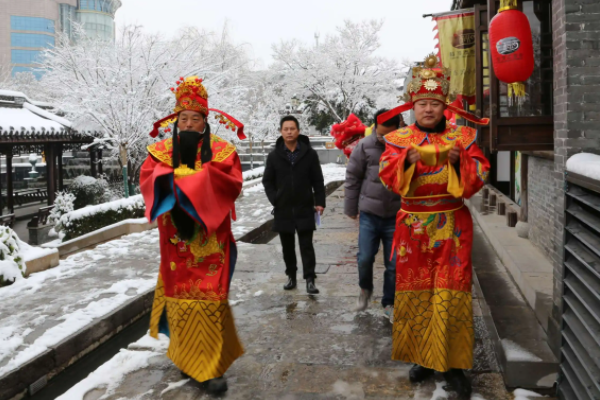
[205,376,228,395]
[283,276,297,290]
[306,278,319,294]
[443,369,472,398]
[409,364,435,383]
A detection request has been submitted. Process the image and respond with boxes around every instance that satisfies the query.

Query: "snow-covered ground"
[0,163,346,381]
[58,333,544,400]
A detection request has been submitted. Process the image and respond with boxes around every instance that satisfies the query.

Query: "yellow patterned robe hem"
[392,288,474,372]
[149,276,244,382]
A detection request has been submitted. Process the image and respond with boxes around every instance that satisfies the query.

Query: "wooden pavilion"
[0,90,101,215]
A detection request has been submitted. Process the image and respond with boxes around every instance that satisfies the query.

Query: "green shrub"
[59,195,146,241]
[69,175,109,210]
[0,226,25,287]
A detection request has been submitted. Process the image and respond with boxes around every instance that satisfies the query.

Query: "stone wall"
[549,0,600,356]
[527,156,556,258]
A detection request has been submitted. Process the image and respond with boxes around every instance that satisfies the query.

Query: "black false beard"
[179,131,201,169]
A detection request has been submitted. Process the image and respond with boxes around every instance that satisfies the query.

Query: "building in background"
[0,0,121,78]
[448,1,599,398]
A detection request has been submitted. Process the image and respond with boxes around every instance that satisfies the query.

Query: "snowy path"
[0,164,346,383]
[54,186,546,400]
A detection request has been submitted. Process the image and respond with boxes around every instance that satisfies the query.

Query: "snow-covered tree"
[271,20,404,131]
[38,25,254,192]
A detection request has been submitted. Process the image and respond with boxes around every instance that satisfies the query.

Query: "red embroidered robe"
[140,134,243,382]
[379,123,490,371]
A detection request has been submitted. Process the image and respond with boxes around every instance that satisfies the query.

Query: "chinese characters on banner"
[433,10,477,105]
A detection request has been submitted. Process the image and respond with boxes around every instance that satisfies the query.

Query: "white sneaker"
[355,289,372,311]
[384,305,394,323]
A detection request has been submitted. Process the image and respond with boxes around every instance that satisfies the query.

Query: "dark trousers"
[279,230,316,280]
[357,211,397,307]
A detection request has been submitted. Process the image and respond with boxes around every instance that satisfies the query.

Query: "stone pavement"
[60,187,520,400]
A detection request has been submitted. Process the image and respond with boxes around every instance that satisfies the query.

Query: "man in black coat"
[262,115,326,294]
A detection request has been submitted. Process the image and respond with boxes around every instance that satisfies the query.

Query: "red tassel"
[377,103,413,125]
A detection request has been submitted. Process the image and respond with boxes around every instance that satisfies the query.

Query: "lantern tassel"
[499,0,517,12]
[508,82,526,107]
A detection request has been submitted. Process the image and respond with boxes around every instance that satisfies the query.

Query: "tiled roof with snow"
[0,107,66,135]
[0,89,91,140]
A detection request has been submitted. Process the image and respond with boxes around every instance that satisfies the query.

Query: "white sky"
[115,0,452,68]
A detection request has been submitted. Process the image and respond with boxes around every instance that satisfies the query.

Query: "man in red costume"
[378,55,490,398]
[140,76,246,395]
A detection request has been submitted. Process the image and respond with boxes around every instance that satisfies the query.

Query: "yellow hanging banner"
[433,10,476,104]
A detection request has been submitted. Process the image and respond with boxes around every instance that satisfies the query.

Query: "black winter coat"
[262,135,326,233]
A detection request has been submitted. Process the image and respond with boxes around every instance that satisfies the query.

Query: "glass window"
[11,50,44,65]
[11,67,44,79]
[499,1,553,117]
[11,33,55,48]
[79,0,111,12]
[60,4,77,39]
[10,16,55,33]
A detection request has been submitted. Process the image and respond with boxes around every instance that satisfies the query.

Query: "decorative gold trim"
[411,93,447,103]
[147,134,236,167]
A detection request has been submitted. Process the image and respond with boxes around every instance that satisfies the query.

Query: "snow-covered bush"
[69,175,109,210]
[0,227,25,287]
[59,195,145,241]
[242,167,265,181]
[48,191,76,229]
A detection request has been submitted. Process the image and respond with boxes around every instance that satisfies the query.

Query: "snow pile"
[17,240,57,262]
[322,163,347,184]
[513,388,545,399]
[243,166,265,181]
[0,227,26,286]
[501,339,542,362]
[56,333,170,400]
[566,153,600,181]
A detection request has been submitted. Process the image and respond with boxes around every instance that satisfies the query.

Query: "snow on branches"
[38,25,255,186]
[271,20,404,127]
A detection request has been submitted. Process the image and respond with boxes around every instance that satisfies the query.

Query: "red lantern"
[489,1,534,103]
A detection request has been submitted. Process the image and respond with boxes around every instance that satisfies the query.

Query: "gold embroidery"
[147,135,236,167]
[170,262,177,271]
[384,127,427,149]
[174,165,201,179]
[173,279,227,301]
[189,231,224,261]
[406,166,450,197]
[206,264,218,277]
[403,212,460,250]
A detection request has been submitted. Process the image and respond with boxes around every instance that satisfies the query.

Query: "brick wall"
[528,156,556,257]
[549,0,600,356]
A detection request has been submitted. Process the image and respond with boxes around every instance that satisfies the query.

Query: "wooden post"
[482,187,489,201]
[58,144,64,192]
[98,149,103,176]
[507,210,518,227]
[6,147,13,214]
[489,193,497,207]
[46,144,56,206]
[90,147,98,178]
[497,202,506,216]
[519,154,529,222]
